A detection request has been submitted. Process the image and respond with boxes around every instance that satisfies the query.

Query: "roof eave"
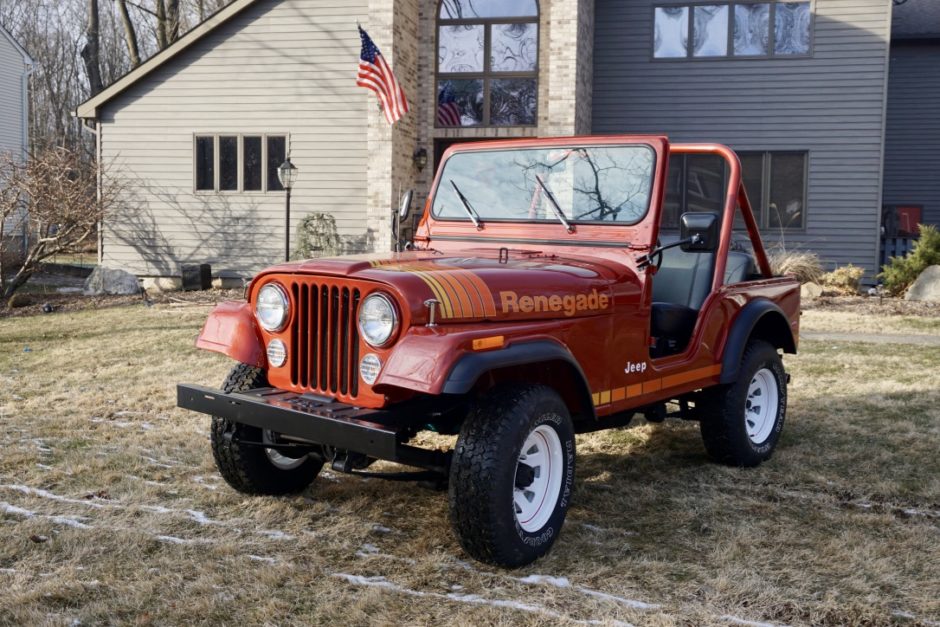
[75,0,261,120]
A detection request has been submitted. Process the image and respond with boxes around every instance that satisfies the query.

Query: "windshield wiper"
[535,175,574,233]
[449,180,483,229]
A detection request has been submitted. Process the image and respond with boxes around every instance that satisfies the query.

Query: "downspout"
[21,60,33,254]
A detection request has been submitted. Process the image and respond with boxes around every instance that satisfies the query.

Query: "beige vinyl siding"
[100,0,369,277]
[593,0,892,273]
[0,30,28,238]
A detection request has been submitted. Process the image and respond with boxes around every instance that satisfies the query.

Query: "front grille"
[289,281,361,398]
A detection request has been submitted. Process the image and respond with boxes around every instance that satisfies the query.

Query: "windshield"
[432,145,656,226]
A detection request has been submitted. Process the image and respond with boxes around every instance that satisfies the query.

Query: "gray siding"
[0,29,28,238]
[592,0,891,273]
[100,0,369,277]
[883,41,940,228]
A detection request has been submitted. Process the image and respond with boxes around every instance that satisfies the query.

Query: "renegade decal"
[500,289,610,317]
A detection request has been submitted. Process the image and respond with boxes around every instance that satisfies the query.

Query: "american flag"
[437,86,462,127]
[357,26,409,125]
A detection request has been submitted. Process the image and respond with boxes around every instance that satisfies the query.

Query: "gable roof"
[893,0,940,40]
[76,0,262,120]
[0,23,34,66]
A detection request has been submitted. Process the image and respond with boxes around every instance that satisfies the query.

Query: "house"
[0,24,32,254]
[882,0,940,237]
[78,0,908,281]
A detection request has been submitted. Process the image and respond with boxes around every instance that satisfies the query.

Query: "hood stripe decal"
[368,260,497,320]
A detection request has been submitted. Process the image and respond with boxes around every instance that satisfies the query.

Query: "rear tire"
[210,363,323,495]
[449,384,575,568]
[700,340,787,467]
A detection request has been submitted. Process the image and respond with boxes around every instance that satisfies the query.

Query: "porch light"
[278,158,298,191]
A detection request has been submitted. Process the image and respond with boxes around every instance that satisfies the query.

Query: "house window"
[194,134,287,192]
[664,151,807,230]
[653,1,811,60]
[436,0,539,127]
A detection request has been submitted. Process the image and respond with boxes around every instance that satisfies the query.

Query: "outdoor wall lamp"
[413,147,428,172]
[278,158,299,262]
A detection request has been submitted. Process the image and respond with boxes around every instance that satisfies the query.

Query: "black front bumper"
[177,384,447,472]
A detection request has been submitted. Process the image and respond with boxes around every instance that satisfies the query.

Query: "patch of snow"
[0,501,91,529]
[0,568,15,574]
[331,573,620,625]
[260,530,294,541]
[359,543,380,554]
[248,555,277,564]
[113,411,144,418]
[370,524,393,534]
[36,464,53,471]
[516,574,659,610]
[184,509,219,526]
[2,484,107,509]
[720,615,785,627]
[155,535,211,546]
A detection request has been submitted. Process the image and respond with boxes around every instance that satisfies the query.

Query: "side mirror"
[399,190,414,220]
[679,212,719,252]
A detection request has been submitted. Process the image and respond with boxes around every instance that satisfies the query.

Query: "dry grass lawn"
[1,301,938,626]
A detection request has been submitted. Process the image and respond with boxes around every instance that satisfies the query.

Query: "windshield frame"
[429,143,658,228]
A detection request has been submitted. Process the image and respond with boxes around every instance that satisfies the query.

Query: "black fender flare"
[720,299,797,384]
[442,339,596,419]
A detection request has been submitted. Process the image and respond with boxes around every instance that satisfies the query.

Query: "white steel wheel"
[513,424,564,533]
[745,368,779,445]
[263,430,308,470]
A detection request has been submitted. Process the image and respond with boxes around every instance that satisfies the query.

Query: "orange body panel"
[195,136,800,414]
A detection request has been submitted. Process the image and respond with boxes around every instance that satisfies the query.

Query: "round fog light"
[267,340,287,367]
[359,354,382,385]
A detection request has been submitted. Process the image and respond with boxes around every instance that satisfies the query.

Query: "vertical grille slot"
[319,285,329,390]
[297,283,309,387]
[340,288,350,395]
[350,289,360,397]
[307,283,318,388]
[329,286,339,393]
[290,283,299,385]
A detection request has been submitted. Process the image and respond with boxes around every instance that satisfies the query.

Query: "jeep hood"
[255,250,639,323]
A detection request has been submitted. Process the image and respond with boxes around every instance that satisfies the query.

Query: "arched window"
[436,0,539,128]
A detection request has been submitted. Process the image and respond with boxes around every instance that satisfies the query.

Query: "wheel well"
[472,359,595,422]
[750,311,796,354]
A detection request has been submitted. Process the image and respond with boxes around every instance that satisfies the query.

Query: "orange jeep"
[178,136,800,567]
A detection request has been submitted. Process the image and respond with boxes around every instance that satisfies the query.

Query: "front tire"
[210,363,323,495]
[449,385,575,568]
[700,340,787,467]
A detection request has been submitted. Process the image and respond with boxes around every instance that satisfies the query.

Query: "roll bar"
[669,144,775,290]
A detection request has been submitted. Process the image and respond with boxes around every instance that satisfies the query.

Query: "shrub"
[294,213,341,260]
[768,249,824,284]
[820,264,865,295]
[880,224,940,296]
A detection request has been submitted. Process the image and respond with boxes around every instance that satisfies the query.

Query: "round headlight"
[358,293,399,348]
[256,283,290,332]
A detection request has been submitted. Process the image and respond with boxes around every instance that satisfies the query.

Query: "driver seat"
[650,245,759,358]
[650,246,714,358]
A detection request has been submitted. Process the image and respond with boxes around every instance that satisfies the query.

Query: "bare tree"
[0,149,125,297]
[80,0,104,96]
[116,0,141,67]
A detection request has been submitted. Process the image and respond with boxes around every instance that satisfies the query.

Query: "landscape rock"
[83,267,141,296]
[800,282,823,300]
[905,265,940,302]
